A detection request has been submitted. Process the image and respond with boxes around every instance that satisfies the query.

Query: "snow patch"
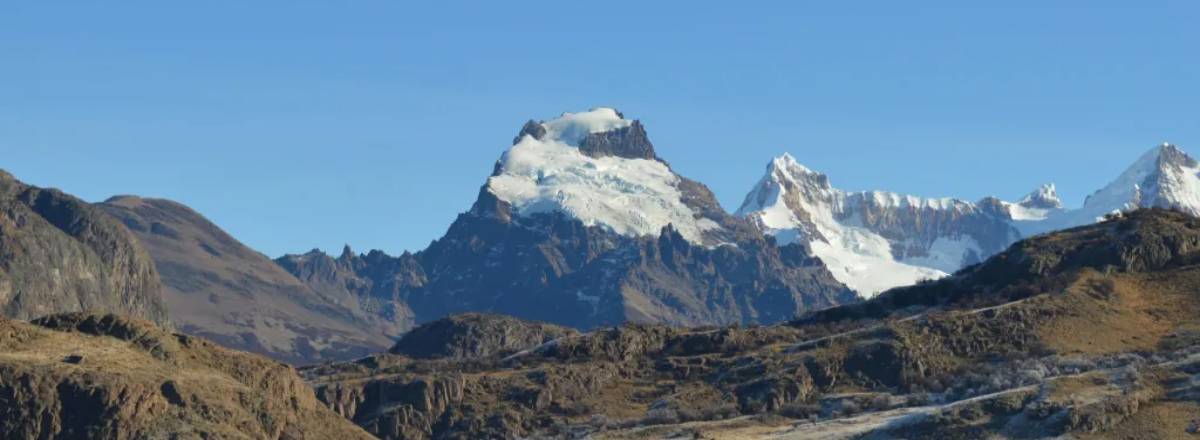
[900,236,982,274]
[540,107,632,146]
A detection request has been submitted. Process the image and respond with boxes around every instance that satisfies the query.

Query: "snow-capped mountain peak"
[769,152,816,176]
[736,153,1010,297]
[1018,183,1062,210]
[1003,183,1063,224]
[1080,143,1200,215]
[536,107,633,146]
[482,108,722,245]
[740,143,1200,299]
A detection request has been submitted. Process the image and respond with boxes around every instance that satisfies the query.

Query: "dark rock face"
[513,116,657,161]
[0,170,168,326]
[279,208,855,330]
[843,194,1019,267]
[577,120,658,161]
[0,313,375,439]
[274,247,421,330]
[391,313,578,360]
[512,119,547,145]
[98,196,400,365]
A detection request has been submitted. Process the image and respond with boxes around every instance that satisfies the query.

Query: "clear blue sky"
[3,2,1196,256]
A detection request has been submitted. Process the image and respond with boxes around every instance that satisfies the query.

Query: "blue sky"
[3,2,1197,256]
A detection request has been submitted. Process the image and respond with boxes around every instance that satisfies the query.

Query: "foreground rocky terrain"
[0,170,168,326]
[303,209,1200,439]
[99,196,401,364]
[0,312,373,439]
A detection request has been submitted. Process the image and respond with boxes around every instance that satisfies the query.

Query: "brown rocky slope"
[98,196,404,364]
[0,170,168,326]
[304,209,1200,439]
[0,312,374,439]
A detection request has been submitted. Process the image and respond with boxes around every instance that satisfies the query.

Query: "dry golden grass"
[1080,401,1200,440]
[0,314,375,440]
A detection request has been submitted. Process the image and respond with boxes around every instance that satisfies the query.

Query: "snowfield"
[737,154,952,297]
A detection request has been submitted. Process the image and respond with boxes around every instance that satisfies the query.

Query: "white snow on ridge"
[740,143,1200,298]
[540,107,632,146]
[1018,143,1200,236]
[738,153,949,297]
[486,108,719,244]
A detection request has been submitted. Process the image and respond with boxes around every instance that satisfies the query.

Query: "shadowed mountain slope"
[98,196,405,365]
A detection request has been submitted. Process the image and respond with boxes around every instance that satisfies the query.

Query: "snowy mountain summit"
[1076,143,1200,218]
[736,153,1016,296]
[738,143,1200,298]
[1019,183,1062,210]
[481,108,727,245]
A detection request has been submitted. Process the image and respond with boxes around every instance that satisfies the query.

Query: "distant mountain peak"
[1018,183,1062,210]
[512,108,630,145]
[736,152,1009,297]
[1081,143,1200,216]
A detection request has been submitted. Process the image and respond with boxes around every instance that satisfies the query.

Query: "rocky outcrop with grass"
[0,312,374,439]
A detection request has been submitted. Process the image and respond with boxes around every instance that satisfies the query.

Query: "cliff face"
[0,313,374,439]
[97,196,402,365]
[278,210,855,331]
[0,170,168,326]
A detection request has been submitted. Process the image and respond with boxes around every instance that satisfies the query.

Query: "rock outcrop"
[0,170,168,326]
[390,313,577,360]
[0,312,374,439]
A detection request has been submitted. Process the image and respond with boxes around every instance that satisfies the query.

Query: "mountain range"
[269,109,1200,343]
[4,107,1200,438]
[2,108,1198,366]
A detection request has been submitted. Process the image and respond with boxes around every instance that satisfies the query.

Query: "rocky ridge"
[0,170,168,326]
[0,312,374,439]
[98,196,401,364]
